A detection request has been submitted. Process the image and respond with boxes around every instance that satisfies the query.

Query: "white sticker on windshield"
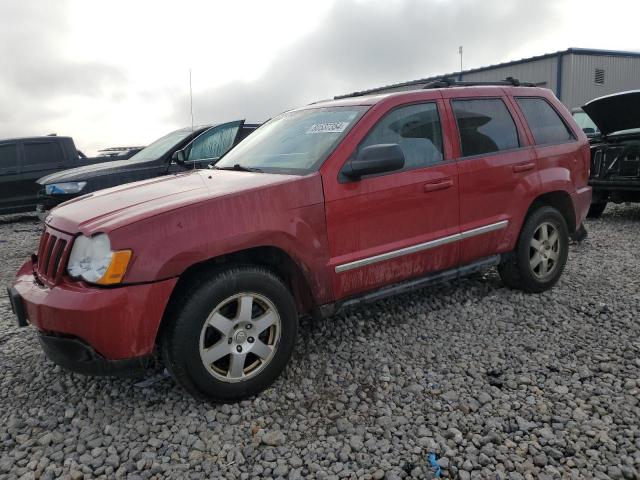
[306,122,350,134]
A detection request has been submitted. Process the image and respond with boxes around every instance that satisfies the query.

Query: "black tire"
[161,265,298,402]
[586,201,607,219]
[498,206,569,293]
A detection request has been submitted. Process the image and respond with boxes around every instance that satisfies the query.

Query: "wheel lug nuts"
[236,346,242,353]
[228,338,232,344]
[248,337,254,343]
[246,324,252,329]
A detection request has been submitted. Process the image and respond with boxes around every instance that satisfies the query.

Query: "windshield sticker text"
[306,122,350,134]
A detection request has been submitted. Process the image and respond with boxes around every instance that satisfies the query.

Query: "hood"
[37,158,153,185]
[582,90,640,136]
[47,169,300,234]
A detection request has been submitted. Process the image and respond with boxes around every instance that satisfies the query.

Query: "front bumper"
[11,259,177,363]
[38,332,153,376]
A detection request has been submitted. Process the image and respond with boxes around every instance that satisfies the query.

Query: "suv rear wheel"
[498,206,569,293]
[161,266,298,402]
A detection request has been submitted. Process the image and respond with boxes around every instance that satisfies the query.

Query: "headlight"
[45,182,87,195]
[67,233,132,285]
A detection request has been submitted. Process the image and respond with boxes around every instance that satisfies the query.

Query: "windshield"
[127,129,193,163]
[216,106,368,174]
[572,111,600,136]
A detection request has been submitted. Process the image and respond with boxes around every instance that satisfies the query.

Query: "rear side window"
[0,143,18,171]
[516,98,575,145]
[452,99,520,157]
[23,142,63,168]
[359,102,444,171]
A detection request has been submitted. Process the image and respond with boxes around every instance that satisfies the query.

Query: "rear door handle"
[423,178,453,192]
[512,162,535,173]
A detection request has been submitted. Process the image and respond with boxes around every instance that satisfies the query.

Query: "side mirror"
[583,127,595,134]
[343,144,405,180]
[171,149,186,164]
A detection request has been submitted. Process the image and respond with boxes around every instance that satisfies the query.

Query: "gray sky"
[1,0,638,155]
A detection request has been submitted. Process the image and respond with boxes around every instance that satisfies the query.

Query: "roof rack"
[334,76,536,100]
[422,76,536,89]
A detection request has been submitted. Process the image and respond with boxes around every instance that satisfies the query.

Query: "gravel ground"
[0,205,639,480]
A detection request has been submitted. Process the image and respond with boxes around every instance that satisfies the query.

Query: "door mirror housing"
[171,149,186,165]
[344,144,405,180]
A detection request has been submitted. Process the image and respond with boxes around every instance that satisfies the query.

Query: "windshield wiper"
[215,163,263,173]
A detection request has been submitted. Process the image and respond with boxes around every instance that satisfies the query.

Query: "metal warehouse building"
[346,48,640,109]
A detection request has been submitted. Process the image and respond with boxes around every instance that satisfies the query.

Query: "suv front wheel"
[498,206,569,293]
[161,266,298,402]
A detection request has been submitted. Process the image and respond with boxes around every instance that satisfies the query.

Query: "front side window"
[452,99,520,157]
[517,98,575,145]
[358,103,444,171]
[0,143,17,171]
[23,142,63,167]
[188,122,241,162]
[216,106,367,174]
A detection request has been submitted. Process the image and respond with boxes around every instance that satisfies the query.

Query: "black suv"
[580,91,640,217]
[37,120,258,215]
[0,135,107,215]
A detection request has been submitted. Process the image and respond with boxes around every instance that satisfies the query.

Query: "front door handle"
[423,178,453,192]
[512,162,535,173]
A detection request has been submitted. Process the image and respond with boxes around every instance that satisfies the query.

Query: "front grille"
[35,227,73,285]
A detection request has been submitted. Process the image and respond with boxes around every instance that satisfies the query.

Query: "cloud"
[183,0,567,125]
[0,1,126,137]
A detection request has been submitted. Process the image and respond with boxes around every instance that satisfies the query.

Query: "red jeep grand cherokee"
[9,80,591,401]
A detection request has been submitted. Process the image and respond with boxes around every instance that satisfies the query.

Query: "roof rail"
[334,76,537,100]
[423,76,536,89]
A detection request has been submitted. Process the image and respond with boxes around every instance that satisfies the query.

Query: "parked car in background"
[9,80,591,402]
[0,135,113,215]
[36,121,258,215]
[96,146,145,159]
[580,90,640,217]
[571,107,601,138]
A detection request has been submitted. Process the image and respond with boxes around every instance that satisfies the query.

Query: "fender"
[109,174,334,304]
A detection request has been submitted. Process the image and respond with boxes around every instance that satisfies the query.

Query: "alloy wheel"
[529,222,561,280]
[199,293,281,383]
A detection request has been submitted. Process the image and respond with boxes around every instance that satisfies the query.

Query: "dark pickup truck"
[0,135,112,215]
[37,120,257,214]
[581,91,640,217]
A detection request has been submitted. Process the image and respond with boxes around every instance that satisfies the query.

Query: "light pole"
[458,46,463,77]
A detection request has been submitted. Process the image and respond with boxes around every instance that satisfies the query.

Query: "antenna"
[458,46,463,80]
[189,69,196,170]
[189,68,194,136]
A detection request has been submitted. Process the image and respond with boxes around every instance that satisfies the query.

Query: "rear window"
[452,99,520,157]
[23,141,64,167]
[0,143,17,170]
[517,98,575,145]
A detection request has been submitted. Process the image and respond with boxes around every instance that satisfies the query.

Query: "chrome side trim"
[335,220,509,273]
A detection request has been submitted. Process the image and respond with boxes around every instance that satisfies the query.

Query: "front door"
[185,121,245,168]
[323,101,460,299]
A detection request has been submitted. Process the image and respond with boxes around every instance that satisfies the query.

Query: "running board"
[315,254,503,319]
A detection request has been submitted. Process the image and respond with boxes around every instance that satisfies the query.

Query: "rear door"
[0,142,20,212]
[323,100,460,299]
[443,92,540,265]
[185,121,245,168]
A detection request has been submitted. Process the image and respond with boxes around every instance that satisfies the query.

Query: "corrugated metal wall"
[366,51,640,110]
[461,57,558,93]
[562,54,640,108]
